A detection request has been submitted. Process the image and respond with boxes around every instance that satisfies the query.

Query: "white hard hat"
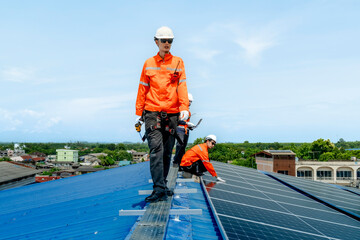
[205,134,217,143]
[155,26,174,39]
[188,93,194,102]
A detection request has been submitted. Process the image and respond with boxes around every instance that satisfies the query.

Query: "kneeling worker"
[180,135,226,182]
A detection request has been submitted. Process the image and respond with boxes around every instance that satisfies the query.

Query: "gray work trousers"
[173,127,189,165]
[144,111,178,192]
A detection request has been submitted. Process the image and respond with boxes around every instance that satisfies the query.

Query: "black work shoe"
[166,189,174,196]
[145,191,168,203]
[145,190,156,202]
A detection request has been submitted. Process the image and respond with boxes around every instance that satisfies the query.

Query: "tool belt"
[143,110,184,145]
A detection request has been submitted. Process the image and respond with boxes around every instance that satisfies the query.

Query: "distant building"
[56,149,79,163]
[131,151,148,162]
[75,166,105,175]
[35,175,61,182]
[7,149,14,157]
[9,156,24,162]
[47,155,57,161]
[0,151,8,158]
[14,143,26,156]
[21,155,33,162]
[81,153,107,166]
[35,170,75,183]
[0,162,40,190]
[254,150,360,187]
[32,157,46,163]
[296,160,360,187]
[31,152,47,158]
[254,150,296,176]
[0,149,15,157]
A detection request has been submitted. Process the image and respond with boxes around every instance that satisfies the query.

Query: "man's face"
[206,140,216,149]
[156,38,173,53]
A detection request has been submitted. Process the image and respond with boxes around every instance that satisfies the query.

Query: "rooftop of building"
[0,162,40,184]
[0,161,359,239]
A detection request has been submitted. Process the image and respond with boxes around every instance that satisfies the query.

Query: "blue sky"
[1,0,360,143]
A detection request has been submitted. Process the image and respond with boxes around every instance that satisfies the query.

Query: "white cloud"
[188,22,281,66]
[234,37,275,66]
[0,93,136,136]
[224,22,279,66]
[1,67,54,84]
[0,108,23,131]
[0,108,63,133]
[1,67,35,83]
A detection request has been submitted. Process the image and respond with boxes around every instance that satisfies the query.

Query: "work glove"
[179,110,189,121]
[216,176,226,183]
[135,116,143,125]
[135,116,143,132]
[187,122,195,130]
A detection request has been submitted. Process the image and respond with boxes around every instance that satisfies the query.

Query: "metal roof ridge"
[200,177,229,240]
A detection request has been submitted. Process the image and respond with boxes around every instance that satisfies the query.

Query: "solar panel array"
[266,171,360,217]
[202,161,360,240]
[267,150,293,153]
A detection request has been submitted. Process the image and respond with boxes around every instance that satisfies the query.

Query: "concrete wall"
[296,161,360,186]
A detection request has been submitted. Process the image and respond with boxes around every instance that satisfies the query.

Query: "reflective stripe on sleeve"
[166,67,183,72]
[146,67,161,70]
[198,144,203,151]
[179,79,186,83]
[140,81,149,86]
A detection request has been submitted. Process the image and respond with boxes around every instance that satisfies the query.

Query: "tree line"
[191,138,360,169]
[2,138,360,169]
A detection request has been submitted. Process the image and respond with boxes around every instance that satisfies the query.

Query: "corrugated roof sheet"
[0,162,150,239]
[0,162,222,240]
[0,162,39,183]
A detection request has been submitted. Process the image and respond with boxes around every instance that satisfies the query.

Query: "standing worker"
[173,93,196,167]
[180,135,226,182]
[135,26,189,203]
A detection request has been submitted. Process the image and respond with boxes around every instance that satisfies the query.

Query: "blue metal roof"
[165,180,223,240]
[0,162,222,240]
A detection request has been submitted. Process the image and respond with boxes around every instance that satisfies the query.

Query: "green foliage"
[116,150,133,161]
[97,150,133,166]
[196,138,360,168]
[0,157,12,162]
[41,167,61,176]
[310,138,336,159]
[98,155,115,166]
[3,142,149,157]
[109,150,133,161]
[232,157,256,168]
[93,165,104,168]
[296,143,312,159]
[318,152,335,161]
[190,137,205,148]
[116,143,126,151]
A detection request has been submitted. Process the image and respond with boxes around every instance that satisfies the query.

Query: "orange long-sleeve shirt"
[135,52,189,116]
[180,143,217,177]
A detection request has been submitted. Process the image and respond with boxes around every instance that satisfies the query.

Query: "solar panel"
[341,185,360,196]
[267,150,293,153]
[202,161,360,240]
[266,171,360,217]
